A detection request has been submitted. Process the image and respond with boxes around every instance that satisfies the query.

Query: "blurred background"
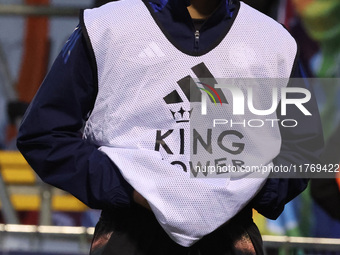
[0,0,339,254]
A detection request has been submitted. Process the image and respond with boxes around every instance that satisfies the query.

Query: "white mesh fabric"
[99,146,271,245]
[83,0,297,247]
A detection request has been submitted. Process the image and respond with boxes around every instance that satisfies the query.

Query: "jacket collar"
[147,0,234,23]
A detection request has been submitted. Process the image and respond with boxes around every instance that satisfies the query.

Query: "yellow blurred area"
[0,151,88,212]
[291,0,313,14]
[291,0,340,41]
[0,194,87,212]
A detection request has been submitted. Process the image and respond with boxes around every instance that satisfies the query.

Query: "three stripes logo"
[163,62,228,122]
[138,42,166,58]
[62,26,82,64]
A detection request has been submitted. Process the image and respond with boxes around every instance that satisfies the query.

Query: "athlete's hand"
[133,190,151,210]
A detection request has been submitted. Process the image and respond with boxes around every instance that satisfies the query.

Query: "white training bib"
[83,0,297,247]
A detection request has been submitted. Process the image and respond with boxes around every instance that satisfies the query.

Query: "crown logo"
[169,107,193,123]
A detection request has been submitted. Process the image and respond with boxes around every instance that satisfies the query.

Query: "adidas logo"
[138,42,165,58]
[164,63,228,122]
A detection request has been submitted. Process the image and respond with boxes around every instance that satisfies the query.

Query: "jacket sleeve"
[17,25,133,209]
[251,60,324,219]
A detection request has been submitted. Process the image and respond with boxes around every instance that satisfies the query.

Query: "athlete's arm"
[17,26,134,209]
[252,60,324,219]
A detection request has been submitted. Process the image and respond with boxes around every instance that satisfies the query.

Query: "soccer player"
[17,0,324,254]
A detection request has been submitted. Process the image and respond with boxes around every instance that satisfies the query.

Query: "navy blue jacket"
[17,0,324,219]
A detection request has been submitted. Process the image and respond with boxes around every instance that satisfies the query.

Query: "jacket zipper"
[194,30,200,52]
